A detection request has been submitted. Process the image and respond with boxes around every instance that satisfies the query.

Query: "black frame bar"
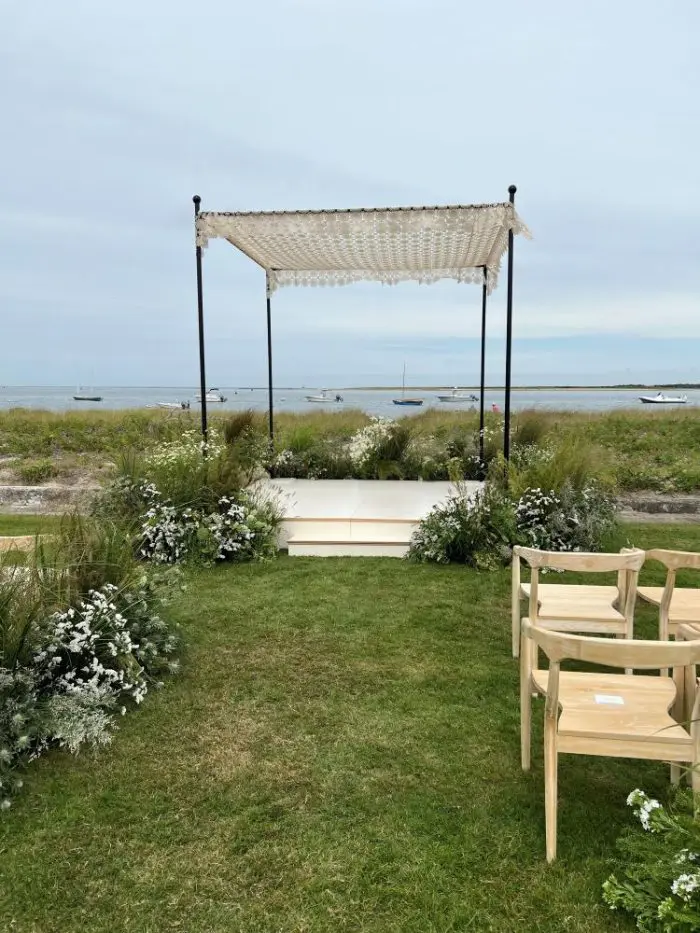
[478,265,488,469]
[193,195,208,443]
[503,184,517,463]
[266,272,274,442]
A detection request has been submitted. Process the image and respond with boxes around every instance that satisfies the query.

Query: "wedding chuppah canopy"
[192,188,530,462]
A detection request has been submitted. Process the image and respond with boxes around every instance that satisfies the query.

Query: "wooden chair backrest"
[513,546,645,574]
[645,549,700,632]
[513,546,644,628]
[646,549,700,572]
[522,619,700,669]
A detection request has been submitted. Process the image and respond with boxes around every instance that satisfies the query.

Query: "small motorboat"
[436,387,478,402]
[195,388,227,403]
[639,392,688,404]
[157,401,191,410]
[305,389,343,403]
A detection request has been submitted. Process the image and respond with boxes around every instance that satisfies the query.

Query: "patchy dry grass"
[1,528,696,931]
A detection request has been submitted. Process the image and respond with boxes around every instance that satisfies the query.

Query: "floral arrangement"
[408,484,517,569]
[138,484,279,565]
[603,789,700,931]
[0,574,180,810]
[408,481,616,565]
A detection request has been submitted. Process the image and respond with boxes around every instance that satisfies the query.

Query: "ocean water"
[0,386,696,415]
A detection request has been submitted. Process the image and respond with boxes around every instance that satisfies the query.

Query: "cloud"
[1,0,699,386]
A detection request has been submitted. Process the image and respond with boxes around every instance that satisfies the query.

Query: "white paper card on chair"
[594,694,624,705]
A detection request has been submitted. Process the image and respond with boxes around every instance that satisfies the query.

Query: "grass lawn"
[0,524,697,932]
[0,514,62,536]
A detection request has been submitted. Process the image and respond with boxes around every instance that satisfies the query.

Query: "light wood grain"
[512,547,643,660]
[521,621,700,862]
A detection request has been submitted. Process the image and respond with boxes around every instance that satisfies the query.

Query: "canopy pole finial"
[193,195,208,445]
[503,185,517,467]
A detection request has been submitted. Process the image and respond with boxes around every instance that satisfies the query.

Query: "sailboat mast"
[402,361,406,397]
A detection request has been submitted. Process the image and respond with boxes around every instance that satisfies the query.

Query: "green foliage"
[16,458,58,484]
[32,513,140,607]
[603,789,700,931]
[409,479,617,565]
[6,405,700,490]
[408,483,517,568]
[503,438,613,498]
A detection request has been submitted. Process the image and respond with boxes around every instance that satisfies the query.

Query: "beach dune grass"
[3,405,700,491]
[0,522,692,932]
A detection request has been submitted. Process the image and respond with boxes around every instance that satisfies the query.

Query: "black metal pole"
[266,272,274,443]
[503,184,517,464]
[193,195,208,444]
[479,266,488,470]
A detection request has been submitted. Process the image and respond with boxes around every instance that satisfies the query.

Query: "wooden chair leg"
[692,761,700,813]
[544,715,558,863]
[520,638,532,771]
[672,665,685,723]
[511,556,521,658]
[671,763,681,785]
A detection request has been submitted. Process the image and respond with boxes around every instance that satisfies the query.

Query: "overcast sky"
[2,0,699,387]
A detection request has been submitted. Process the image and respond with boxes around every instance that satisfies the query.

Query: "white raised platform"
[254,479,483,557]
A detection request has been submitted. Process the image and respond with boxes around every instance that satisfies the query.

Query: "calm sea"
[0,386,696,415]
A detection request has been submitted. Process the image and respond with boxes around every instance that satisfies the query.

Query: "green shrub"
[17,459,57,484]
[504,439,613,497]
[408,484,517,568]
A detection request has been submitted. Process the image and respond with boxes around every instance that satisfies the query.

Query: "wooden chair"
[520,620,700,862]
[512,546,644,659]
[638,549,700,641]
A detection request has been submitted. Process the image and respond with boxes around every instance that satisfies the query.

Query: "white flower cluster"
[144,429,224,470]
[626,788,663,832]
[139,487,274,564]
[274,449,295,467]
[33,584,148,706]
[204,497,255,560]
[516,487,569,551]
[140,498,200,564]
[346,418,394,465]
[672,872,700,902]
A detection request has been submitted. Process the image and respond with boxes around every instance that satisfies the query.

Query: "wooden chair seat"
[532,669,684,750]
[520,583,622,624]
[638,586,700,624]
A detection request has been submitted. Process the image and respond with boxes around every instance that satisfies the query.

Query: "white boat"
[305,389,343,403]
[639,392,688,405]
[195,388,227,403]
[436,387,478,403]
[157,401,191,410]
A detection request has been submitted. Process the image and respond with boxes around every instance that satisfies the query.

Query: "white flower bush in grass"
[409,481,616,566]
[346,417,395,466]
[603,789,700,931]
[143,429,225,470]
[138,489,278,565]
[0,574,181,810]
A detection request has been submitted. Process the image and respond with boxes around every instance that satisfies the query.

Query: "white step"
[287,533,410,558]
[279,517,416,547]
